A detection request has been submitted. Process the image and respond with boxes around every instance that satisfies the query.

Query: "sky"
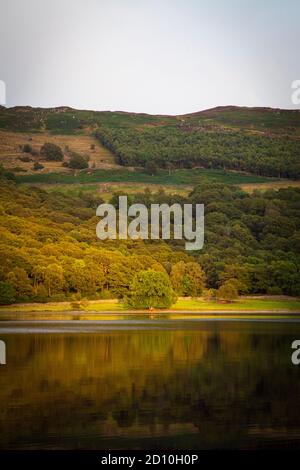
[0,0,299,114]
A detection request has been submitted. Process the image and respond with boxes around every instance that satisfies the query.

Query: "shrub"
[40,142,64,161]
[216,280,239,302]
[0,281,16,305]
[68,152,89,169]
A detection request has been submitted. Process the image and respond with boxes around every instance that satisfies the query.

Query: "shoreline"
[0,296,300,317]
[0,312,299,318]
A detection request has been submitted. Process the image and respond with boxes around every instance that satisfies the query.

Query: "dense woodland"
[0,168,299,304]
[95,126,300,178]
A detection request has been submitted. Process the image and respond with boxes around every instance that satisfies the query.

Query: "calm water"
[0,314,300,449]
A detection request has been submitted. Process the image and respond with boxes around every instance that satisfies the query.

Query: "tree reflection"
[0,323,300,449]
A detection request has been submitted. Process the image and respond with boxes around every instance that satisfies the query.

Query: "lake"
[0,314,300,449]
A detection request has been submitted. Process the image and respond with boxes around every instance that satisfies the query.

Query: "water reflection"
[0,320,300,449]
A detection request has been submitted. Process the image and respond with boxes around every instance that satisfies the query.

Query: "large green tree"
[126,270,176,309]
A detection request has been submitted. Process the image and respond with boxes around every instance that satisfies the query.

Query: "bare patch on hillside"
[0,130,121,173]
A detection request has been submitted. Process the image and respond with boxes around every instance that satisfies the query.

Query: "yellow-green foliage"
[0,179,192,303]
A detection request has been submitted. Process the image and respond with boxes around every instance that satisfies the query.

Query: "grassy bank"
[1,297,299,314]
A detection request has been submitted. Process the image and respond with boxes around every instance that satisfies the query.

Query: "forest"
[95,125,300,178]
[0,166,299,305]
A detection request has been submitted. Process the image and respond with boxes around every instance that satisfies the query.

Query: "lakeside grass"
[0,297,299,314]
[169,298,300,312]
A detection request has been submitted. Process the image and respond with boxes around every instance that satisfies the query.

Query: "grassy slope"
[0,129,118,174]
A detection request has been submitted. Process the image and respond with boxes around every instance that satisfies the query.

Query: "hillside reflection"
[0,322,300,449]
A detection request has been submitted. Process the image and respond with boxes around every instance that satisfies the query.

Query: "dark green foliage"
[120,181,300,296]
[0,281,16,305]
[67,152,89,169]
[95,126,300,178]
[145,161,159,175]
[40,142,64,161]
[46,112,82,134]
[193,182,300,295]
[0,164,16,182]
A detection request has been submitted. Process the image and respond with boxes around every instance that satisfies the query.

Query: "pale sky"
[0,0,299,114]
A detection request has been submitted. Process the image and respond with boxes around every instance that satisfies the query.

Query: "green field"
[16,167,275,186]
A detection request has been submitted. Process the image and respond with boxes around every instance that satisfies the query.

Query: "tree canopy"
[126,270,176,309]
[0,171,299,304]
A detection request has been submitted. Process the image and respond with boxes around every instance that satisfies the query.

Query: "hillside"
[0,170,300,305]
[182,106,300,134]
[1,104,300,134]
[0,105,299,180]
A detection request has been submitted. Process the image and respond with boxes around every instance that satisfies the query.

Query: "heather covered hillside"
[0,105,299,179]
